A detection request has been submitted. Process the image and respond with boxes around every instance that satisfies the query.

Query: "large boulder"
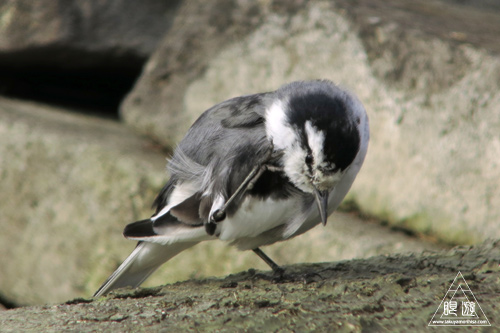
[0,98,164,305]
[0,0,181,111]
[0,0,180,69]
[121,0,500,244]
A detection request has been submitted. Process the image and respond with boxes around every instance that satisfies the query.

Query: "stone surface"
[0,98,165,305]
[0,0,181,111]
[1,240,498,331]
[121,0,500,244]
[0,0,179,68]
[0,98,443,307]
[120,0,270,145]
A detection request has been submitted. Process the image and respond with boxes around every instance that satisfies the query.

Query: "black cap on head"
[286,83,361,172]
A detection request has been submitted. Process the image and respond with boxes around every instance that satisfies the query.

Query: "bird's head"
[265,80,365,225]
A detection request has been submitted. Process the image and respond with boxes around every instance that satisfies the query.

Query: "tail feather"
[94,241,197,297]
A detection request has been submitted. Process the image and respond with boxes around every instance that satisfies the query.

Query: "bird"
[94,80,369,297]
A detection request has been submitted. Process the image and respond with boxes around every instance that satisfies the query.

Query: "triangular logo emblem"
[429,271,491,326]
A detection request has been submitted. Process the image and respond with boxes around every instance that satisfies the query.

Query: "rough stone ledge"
[1,240,498,331]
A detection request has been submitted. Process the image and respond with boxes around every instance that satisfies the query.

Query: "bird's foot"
[206,209,227,235]
[270,266,286,283]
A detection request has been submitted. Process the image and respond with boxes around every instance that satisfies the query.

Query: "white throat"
[265,99,296,150]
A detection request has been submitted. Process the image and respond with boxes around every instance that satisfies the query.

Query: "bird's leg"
[209,163,262,223]
[246,165,283,191]
[252,248,284,275]
[206,163,264,235]
[209,143,283,224]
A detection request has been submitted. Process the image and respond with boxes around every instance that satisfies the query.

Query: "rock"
[121,0,500,244]
[0,97,165,305]
[120,0,272,145]
[0,0,181,112]
[336,0,500,244]
[1,240,498,331]
[0,0,180,69]
[0,98,443,307]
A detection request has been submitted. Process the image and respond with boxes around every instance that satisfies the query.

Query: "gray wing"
[150,92,286,228]
[96,93,287,296]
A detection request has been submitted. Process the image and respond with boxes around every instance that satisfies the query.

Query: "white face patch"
[282,145,310,193]
[265,100,297,150]
[265,100,311,192]
[282,120,344,193]
[265,100,344,194]
[304,121,342,189]
[265,100,311,191]
[305,121,325,168]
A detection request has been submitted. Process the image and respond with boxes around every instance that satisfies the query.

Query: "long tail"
[94,241,197,297]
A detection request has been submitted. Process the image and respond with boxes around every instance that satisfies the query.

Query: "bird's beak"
[313,187,329,226]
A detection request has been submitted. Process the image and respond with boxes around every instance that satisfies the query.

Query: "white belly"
[217,196,299,241]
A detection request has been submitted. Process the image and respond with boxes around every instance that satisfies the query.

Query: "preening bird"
[94,80,369,297]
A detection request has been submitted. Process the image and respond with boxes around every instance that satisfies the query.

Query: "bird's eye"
[305,153,313,165]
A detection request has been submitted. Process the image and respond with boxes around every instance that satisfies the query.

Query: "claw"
[210,209,226,223]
